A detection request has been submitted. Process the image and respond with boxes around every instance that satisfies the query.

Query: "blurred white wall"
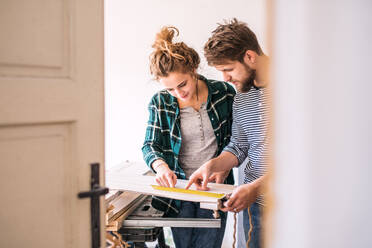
[272,0,372,247]
[104,0,267,169]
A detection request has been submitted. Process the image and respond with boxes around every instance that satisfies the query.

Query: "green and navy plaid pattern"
[142,75,235,216]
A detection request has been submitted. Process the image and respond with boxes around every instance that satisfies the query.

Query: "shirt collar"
[198,74,219,95]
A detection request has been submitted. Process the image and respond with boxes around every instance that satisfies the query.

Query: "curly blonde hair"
[149,26,200,80]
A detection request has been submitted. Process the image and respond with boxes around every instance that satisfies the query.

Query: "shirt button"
[258,103,262,107]
[259,115,262,120]
[217,133,219,136]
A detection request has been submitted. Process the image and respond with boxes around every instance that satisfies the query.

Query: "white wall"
[272,0,372,247]
[104,0,267,169]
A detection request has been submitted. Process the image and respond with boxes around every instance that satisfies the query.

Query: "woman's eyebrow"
[177,80,187,87]
[167,80,186,90]
[166,80,187,91]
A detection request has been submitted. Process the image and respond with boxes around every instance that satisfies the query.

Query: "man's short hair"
[204,18,263,65]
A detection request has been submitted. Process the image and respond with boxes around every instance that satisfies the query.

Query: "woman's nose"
[174,88,183,97]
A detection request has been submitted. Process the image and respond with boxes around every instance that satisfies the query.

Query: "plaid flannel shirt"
[142,75,235,216]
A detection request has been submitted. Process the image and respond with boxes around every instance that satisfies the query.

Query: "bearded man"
[186,18,270,248]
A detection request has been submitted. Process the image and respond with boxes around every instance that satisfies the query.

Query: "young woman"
[142,26,235,248]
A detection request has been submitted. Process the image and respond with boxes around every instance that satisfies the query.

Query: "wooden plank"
[105,190,122,208]
[106,194,147,231]
[105,204,115,224]
[106,174,235,210]
[108,191,143,222]
[106,160,150,178]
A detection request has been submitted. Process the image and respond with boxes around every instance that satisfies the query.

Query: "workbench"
[109,194,221,248]
[105,161,225,248]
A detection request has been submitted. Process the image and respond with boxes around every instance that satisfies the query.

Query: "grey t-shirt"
[178,103,218,178]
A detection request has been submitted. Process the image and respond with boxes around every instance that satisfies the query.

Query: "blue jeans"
[243,202,262,248]
[171,201,226,248]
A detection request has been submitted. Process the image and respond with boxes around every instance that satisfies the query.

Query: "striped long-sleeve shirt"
[223,86,269,205]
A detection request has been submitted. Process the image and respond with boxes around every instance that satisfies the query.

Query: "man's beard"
[239,63,256,93]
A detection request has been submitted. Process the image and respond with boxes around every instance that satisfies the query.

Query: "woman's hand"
[155,163,177,187]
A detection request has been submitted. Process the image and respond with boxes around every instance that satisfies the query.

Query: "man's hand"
[185,160,214,190]
[220,183,259,213]
[208,170,230,184]
[155,164,177,188]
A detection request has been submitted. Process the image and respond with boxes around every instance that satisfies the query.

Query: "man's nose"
[223,72,231,82]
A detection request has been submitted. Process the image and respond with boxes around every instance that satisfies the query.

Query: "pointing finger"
[185,178,195,190]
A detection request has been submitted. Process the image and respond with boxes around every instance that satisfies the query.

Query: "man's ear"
[243,50,258,66]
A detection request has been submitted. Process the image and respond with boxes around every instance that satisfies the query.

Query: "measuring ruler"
[151,185,225,199]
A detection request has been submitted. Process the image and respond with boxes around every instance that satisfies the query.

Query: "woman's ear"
[192,69,198,80]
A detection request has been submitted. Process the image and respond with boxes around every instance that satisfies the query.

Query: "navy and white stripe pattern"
[223,86,269,205]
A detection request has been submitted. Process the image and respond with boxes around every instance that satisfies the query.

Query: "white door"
[0,0,105,247]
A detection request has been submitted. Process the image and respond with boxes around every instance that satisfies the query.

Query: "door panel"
[0,0,71,77]
[0,0,105,247]
[0,124,74,248]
